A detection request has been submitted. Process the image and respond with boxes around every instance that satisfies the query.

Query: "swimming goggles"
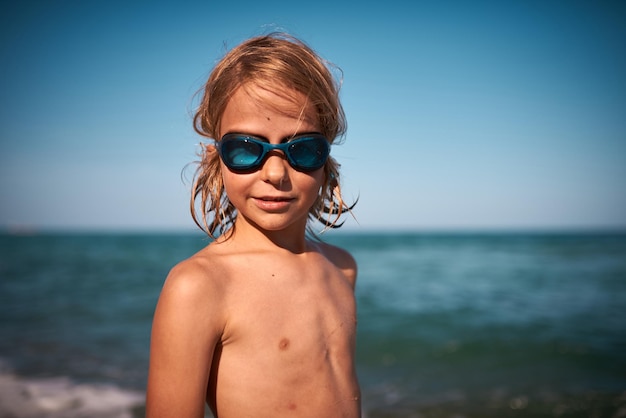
[217,133,330,172]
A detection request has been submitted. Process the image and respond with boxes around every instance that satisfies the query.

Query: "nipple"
[278,338,290,351]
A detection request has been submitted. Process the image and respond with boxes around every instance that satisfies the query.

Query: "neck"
[222,216,311,254]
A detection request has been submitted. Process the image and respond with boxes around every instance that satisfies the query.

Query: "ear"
[204,143,217,154]
[203,143,219,161]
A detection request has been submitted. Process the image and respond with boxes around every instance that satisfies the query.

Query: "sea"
[0,230,625,417]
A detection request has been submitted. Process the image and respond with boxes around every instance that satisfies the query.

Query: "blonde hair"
[191,32,353,238]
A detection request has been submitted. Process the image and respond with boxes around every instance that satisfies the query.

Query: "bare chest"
[207,252,360,416]
[219,260,356,370]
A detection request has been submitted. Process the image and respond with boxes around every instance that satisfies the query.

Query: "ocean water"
[0,231,625,417]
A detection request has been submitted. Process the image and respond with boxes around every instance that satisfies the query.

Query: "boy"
[146,33,360,417]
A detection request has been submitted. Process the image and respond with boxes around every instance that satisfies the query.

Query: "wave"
[0,370,144,418]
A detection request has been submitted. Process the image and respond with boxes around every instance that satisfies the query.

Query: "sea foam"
[0,371,144,418]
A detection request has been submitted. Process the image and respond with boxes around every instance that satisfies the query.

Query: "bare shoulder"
[165,246,225,290]
[156,244,230,328]
[314,240,358,287]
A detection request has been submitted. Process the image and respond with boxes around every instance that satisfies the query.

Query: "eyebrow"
[221,131,323,143]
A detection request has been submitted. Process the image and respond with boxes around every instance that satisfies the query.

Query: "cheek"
[220,165,249,198]
[297,170,325,200]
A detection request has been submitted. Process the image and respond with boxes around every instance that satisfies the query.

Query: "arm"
[146,258,223,418]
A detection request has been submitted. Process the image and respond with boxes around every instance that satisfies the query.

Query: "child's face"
[218,83,325,234]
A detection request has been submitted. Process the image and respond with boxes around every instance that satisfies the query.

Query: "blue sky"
[1,0,625,232]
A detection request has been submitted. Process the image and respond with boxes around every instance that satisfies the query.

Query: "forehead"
[220,83,319,135]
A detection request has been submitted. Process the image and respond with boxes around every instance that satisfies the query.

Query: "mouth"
[254,196,294,211]
[258,196,294,202]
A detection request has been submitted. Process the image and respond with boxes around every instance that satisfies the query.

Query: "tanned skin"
[146,85,360,418]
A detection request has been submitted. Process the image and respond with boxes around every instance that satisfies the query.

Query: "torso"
[197,240,360,417]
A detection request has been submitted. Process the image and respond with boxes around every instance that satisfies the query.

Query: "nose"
[260,150,290,186]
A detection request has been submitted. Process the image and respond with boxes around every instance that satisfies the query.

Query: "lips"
[258,196,293,202]
[254,196,294,211]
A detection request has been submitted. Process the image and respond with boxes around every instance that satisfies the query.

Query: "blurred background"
[1,1,625,417]
[2,0,625,232]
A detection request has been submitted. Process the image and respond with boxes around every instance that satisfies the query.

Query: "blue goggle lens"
[217,134,330,172]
